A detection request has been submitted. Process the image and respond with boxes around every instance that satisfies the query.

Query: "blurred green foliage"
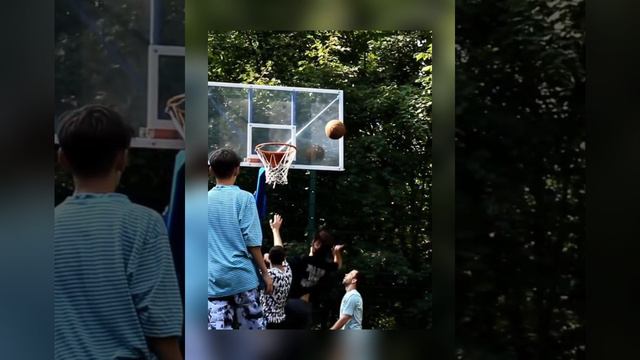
[208,31,432,329]
[456,0,585,358]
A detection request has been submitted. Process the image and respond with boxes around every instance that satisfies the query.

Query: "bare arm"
[269,214,284,247]
[248,246,273,294]
[148,337,183,360]
[330,314,352,330]
[332,244,344,270]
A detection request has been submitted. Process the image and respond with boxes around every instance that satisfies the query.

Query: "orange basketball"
[325,120,346,139]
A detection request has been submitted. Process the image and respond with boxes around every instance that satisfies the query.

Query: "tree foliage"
[456,0,585,357]
[208,31,432,329]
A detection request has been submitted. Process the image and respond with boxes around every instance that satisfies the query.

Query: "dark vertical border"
[184,1,210,357]
[0,1,54,358]
[588,1,640,358]
[433,4,456,359]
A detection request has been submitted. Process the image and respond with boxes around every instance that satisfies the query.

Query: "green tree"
[456,0,585,358]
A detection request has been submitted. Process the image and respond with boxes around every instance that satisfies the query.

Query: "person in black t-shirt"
[269,214,344,329]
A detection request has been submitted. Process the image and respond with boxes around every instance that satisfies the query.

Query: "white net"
[255,143,297,187]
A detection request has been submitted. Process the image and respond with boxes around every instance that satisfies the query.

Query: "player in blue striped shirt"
[208,148,273,330]
[55,105,183,359]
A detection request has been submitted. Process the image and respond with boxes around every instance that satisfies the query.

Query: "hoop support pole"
[306,170,317,241]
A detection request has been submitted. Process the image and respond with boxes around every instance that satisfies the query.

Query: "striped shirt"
[208,185,262,298]
[55,193,183,360]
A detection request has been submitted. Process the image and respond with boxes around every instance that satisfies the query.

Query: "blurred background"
[455,0,585,358]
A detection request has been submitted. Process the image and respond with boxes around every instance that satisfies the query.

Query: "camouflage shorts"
[208,288,266,330]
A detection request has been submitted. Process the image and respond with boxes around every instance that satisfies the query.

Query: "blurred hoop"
[165,94,185,139]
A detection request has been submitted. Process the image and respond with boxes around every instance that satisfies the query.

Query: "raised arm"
[332,244,344,269]
[269,214,284,247]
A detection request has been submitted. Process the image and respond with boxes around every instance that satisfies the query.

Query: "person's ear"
[233,166,240,177]
[57,148,71,170]
[114,149,128,173]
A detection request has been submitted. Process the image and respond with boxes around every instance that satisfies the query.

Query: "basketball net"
[165,94,185,139]
[255,142,297,187]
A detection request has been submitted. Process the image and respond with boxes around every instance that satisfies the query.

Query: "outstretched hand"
[270,214,283,231]
[264,253,271,268]
[333,244,345,253]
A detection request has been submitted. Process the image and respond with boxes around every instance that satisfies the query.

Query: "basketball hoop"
[255,142,297,187]
[165,94,185,139]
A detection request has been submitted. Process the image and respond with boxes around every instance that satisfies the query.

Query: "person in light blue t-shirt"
[55,105,183,360]
[207,148,273,330]
[330,269,364,330]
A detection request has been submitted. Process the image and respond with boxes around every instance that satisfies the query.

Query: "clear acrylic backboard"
[208,82,345,171]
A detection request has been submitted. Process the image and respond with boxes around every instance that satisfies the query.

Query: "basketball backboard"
[208,82,345,171]
[54,0,184,149]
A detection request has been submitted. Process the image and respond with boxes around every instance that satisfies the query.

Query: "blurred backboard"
[208,82,345,171]
[54,0,184,149]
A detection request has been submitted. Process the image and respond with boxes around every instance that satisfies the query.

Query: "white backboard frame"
[147,45,185,131]
[208,81,345,171]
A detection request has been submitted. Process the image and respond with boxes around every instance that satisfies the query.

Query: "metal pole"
[307,170,317,242]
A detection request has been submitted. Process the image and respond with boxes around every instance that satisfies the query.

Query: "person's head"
[268,246,286,266]
[342,269,364,288]
[311,228,334,257]
[57,104,132,179]
[208,148,241,181]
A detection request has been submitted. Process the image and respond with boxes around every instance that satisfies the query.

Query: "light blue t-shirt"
[54,193,183,360]
[208,185,263,297]
[340,289,364,329]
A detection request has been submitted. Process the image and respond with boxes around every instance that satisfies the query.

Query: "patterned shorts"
[208,288,266,330]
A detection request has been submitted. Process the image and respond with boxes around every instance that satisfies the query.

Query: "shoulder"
[346,290,362,301]
[238,189,255,203]
[129,202,164,222]
[54,198,70,214]
[268,267,280,277]
[280,262,293,277]
[128,203,167,237]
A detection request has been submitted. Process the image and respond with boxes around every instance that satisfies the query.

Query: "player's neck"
[215,177,236,186]
[73,173,119,194]
[345,284,357,292]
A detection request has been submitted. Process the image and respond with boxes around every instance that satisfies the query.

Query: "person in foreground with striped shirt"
[54,105,183,359]
[207,148,273,330]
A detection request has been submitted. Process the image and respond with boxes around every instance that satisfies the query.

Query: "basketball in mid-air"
[325,120,346,139]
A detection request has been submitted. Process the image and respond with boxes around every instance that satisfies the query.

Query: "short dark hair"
[208,148,241,179]
[57,104,132,178]
[354,270,365,287]
[312,228,335,258]
[314,228,334,249]
[269,246,286,265]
